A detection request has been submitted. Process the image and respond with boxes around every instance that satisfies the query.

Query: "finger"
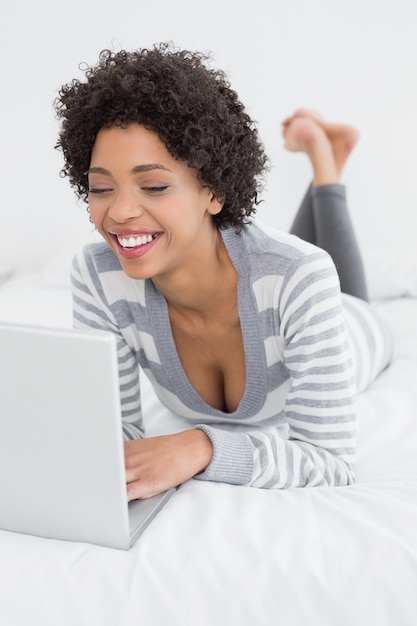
[126,477,159,501]
[125,465,140,484]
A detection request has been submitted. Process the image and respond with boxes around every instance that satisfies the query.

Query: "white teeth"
[117,234,154,248]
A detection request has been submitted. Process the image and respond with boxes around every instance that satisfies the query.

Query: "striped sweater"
[71,221,391,489]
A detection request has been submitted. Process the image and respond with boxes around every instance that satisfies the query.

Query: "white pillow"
[364,248,417,300]
[40,232,101,289]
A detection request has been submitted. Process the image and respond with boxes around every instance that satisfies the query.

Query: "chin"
[119,262,155,281]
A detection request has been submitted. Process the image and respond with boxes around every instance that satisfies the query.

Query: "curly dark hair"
[54,43,268,229]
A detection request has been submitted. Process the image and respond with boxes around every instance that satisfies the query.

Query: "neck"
[152,228,236,318]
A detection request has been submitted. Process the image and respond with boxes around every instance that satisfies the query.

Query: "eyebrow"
[88,164,173,176]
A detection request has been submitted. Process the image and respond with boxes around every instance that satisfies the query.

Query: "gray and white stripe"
[71,222,391,489]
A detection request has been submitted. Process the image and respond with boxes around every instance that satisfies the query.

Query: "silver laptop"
[0,321,176,550]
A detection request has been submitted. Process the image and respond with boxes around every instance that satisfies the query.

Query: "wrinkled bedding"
[0,271,416,626]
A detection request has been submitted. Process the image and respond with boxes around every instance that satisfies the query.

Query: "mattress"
[0,267,416,626]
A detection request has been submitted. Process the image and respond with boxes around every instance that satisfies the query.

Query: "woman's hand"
[124,429,213,501]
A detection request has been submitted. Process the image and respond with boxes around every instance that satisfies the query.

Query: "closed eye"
[88,188,113,194]
[142,185,169,193]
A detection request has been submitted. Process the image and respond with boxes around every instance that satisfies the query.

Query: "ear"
[207,192,225,216]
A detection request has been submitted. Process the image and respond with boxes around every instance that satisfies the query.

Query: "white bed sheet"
[0,274,416,626]
[0,272,73,328]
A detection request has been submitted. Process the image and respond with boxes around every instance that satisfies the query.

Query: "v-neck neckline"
[145,225,267,417]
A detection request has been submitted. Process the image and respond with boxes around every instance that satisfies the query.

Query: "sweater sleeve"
[195,251,357,488]
[71,248,144,441]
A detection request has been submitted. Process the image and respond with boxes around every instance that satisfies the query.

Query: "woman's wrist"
[177,429,213,475]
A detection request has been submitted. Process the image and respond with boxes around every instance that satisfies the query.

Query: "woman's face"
[87,123,223,281]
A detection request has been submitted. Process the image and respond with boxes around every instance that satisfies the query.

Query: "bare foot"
[282,115,326,153]
[282,116,339,185]
[283,109,359,176]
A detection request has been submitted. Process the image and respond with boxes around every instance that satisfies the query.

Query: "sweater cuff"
[194,424,254,485]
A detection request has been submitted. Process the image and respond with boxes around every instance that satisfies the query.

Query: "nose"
[108,190,144,223]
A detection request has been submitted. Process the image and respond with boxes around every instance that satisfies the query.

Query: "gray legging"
[290,184,369,302]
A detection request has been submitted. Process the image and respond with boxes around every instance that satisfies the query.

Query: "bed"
[0,239,416,626]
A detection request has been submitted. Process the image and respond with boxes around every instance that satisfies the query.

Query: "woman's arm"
[194,252,357,489]
[71,247,144,440]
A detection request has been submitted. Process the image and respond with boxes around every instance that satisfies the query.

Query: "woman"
[55,44,392,500]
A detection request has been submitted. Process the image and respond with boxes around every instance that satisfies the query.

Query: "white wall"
[1,0,416,273]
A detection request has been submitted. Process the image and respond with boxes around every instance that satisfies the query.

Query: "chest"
[169,310,246,413]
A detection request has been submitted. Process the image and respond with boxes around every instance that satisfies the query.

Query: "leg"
[289,184,315,243]
[283,114,369,301]
[311,184,368,301]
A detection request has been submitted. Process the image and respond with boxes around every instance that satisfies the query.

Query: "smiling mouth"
[115,233,160,249]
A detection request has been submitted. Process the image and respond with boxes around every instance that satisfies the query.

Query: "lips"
[108,229,162,260]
